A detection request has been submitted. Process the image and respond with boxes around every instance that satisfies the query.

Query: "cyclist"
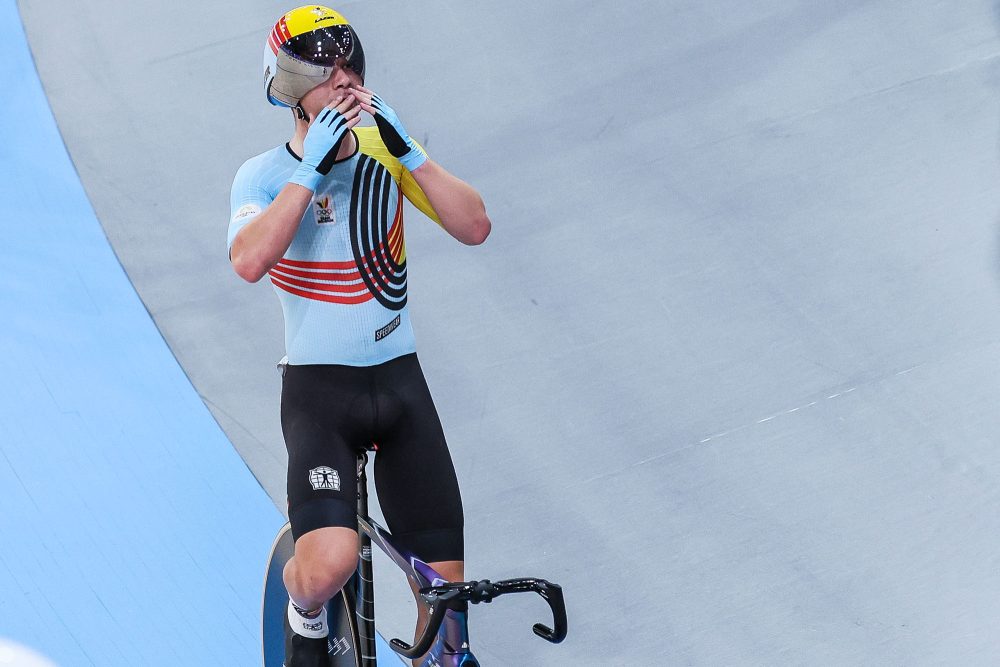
[227,6,490,665]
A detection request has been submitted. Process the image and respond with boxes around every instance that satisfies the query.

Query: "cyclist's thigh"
[372,354,464,563]
[281,363,370,542]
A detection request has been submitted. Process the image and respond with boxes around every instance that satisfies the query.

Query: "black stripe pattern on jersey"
[350,155,407,310]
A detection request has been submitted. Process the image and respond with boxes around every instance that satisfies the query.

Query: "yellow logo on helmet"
[283,5,350,38]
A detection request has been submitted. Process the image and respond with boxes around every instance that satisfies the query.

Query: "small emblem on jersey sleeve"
[309,466,340,491]
[314,196,335,225]
[232,203,262,223]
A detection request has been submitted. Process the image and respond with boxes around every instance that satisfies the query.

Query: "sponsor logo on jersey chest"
[314,196,335,224]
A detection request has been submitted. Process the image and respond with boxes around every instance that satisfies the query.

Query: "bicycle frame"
[352,451,566,667]
[354,451,477,666]
[262,451,567,667]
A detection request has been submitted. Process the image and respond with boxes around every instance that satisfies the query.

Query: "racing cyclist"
[228,6,490,665]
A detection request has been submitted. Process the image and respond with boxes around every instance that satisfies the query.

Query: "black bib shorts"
[281,353,464,563]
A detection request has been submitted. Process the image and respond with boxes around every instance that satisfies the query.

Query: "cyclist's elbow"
[231,246,267,283]
[463,212,491,246]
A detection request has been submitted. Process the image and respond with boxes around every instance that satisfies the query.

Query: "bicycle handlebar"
[389,577,567,659]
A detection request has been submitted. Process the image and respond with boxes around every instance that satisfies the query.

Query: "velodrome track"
[2,2,402,665]
[11,0,1000,664]
[0,3,280,664]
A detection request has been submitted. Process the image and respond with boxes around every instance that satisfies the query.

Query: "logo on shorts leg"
[309,466,341,491]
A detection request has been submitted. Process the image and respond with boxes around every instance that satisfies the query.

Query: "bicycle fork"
[417,606,478,667]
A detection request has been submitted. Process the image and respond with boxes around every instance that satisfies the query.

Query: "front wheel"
[326,584,362,667]
[262,523,362,667]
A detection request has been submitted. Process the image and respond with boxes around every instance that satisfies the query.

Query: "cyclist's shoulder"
[234,144,297,183]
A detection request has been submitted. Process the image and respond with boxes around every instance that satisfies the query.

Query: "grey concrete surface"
[18,0,1000,663]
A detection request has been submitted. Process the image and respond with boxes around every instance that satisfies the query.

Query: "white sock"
[287,600,329,639]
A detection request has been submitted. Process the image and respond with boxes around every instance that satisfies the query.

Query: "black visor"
[283,25,366,80]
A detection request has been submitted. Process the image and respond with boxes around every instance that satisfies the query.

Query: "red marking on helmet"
[278,17,292,41]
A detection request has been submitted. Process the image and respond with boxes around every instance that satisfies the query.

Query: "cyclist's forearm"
[410,159,491,246]
[231,184,313,282]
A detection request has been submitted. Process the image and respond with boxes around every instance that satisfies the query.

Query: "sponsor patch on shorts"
[308,466,340,491]
[375,315,401,341]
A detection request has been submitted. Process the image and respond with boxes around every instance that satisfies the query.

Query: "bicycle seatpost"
[356,451,377,662]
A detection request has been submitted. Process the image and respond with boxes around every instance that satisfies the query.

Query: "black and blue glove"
[289,101,359,191]
[368,93,427,172]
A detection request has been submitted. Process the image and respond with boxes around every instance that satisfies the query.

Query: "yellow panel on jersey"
[355,127,442,227]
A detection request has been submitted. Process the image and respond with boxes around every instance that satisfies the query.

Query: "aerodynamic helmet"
[262,5,365,109]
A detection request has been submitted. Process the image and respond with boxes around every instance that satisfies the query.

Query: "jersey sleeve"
[228,157,275,252]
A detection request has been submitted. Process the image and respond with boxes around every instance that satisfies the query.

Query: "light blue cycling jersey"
[228,128,440,366]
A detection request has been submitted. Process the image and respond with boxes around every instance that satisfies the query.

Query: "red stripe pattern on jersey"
[267,202,405,305]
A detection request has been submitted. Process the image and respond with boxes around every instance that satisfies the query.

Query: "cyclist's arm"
[230,184,313,283]
[407,158,491,246]
[230,98,361,283]
[352,86,490,246]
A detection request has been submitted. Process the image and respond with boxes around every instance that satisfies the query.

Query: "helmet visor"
[282,25,365,80]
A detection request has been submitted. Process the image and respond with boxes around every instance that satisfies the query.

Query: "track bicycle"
[262,448,568,666]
